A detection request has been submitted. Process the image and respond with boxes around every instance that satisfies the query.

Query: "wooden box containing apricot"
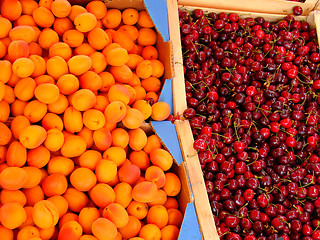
[0,0,203,239]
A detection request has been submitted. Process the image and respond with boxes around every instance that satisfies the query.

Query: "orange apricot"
[109,65,133,83]
[63,106,83,133]
[138,10,154,28]
[137,28,157,46]
[132,181,158,203]
[9,25,35,43]
[136,59,153,79]
[79,207,100,234]
[62,29,84,48]
[118,164,141,185]
[23,186,44,206]
[151,59,164,78]
[151,101,171,121]
[128,127,148,151]
[127,200,148,220]
[19,125,47,149]
[102,146,126,167]
[104,100,127,124]
[29,55,46,78]
[0,122,12,145]
[53,17,74,36]
[129,150,150,171]
[48,94,69,114]
[42,173,68,197]
[112,29,134,51]
[50,0,71,18]
[86,0,107,19]
[59,212,79,228]
[167,208,183,227]
[78,126,94,149]
[141,76,161,92]
[70,167,97,192]
[46,56,68,80]
[42,112,63,131]
[91,218,117,240]
[0,202,26,229]
[99,71,115,92]
[3,84,15,104]
[68,54,92,76]
[79,70,102,91]
[118,215,141,239]
[90,52,107,74]
[93,126,112,151]
[0,189,27,206]
[71,89,96,111]
[6,141,27,167]
[12,57,35,78]
[38,226,56,240]
[0,225,13,239]
[32,200,59,229]
[162,173,181,197]
[102,9,121,29]
[105,47,129,67]
[0,167,27,190]
[111,128,129,148]
[0,101,9,123]
[34,83,60,104]
[0,17,12,38]
[32,6,55,28]
[87,27,110,50]
[23,100,47,123]
[133,86,146,101]
[74,12,97,32]
[83,109,105,130]
[17,226,40,240]
[161,225,180,240]
[89,183,115,208]
[44,129,64,152]
[78,150,101,171]
[149,148,173,171]
[146,205,168,229]
[0,60,12,83]
[28,42,42,56]
[47,195,68,218]
[122,108,144,130]
[23,166,42,188]
[142,45,159,60]
[56,74,79,95]
[25,145,49,169]
[68,5,87,22]
[114,182,132,208]
[95,159,117,183]
[126,54,143,70]
[63,188,89,212]
[58,220,83,240]
[47,156,74,176]
[148,189,167,207]
[93,95,109,112]
[49,42,72,60]
[122,8,139,25]
[132,99,152,120]
[139,224,161,240]
[8,40,29,62]
[61,135,87,158]
[145,166,166,189]
[102,202,129,228]
[74,42,96,55]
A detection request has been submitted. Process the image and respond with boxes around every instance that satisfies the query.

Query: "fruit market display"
[0,0,183,239]
[179,7,320,240]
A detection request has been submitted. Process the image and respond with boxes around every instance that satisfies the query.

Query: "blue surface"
[151,120,183,166]
[144,0,170,42]
[158,79,173,115]
[178,203,203,240]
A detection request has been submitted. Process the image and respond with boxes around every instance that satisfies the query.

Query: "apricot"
[44,128,64,152]
[6,141,26,167]
[118,215,141,239]
[8,40,29,62]
[0,122,12,145]
[162,173,181,197]
[32,6,55,28]
[71,89,96,111]
[127,201,148,220]
[34,83,60,104]
[79,207,100,234]
[148,189,167,207]
[161,225,180,240]
[78,150,101,171]
[102,146,126,167]
[147,205,168,229]
[0,167,28,190]
[91,218,117,240]
[63,106,83,133]
[58,220,83,240]
[95,159,117,183]
[0,189,27,206]
[93,127,112,151]
[102,9,121,29]
[132,181,158,203]
[50,0,71,18]
[102,202,129,228]
[89,183,115,208]
[24,100,47,123]
[0,202,26,229]
[74,12,97,32]
[105,47,129,66]
[42,173,68,197]
[19,125,47,149]
[167,208,183,227]
[123,108,144,130]
[104,101,127,124]
[144,134,162,154]
[118,164,141,185]
[128,127,147,150]
[26,145,50,168]
[68,55,92,75]
[61,135,87,158]
[86,0,107,19]
[0,17,12,38]
[46,56,68,80]
[70,167,97,192]
[87,27,110,50]
[114,182,132,208]
[9,25,35,43]
[47,195,68,218]
[17,226,40,240]
[109,65,133,83]
[38,28,59,50]
[138,11,154,28]
[23,166,42,188]
[12,57,35,78]
[32,200,59,229]
[62,29,84,48]
[145,166,166,189]
[129,150,150,171]
[49,42,72,60]
[79,70,102,91]
[63,188,89,213]
[47,156,74,175]
[83,109,105,130]
[111,128,129,148]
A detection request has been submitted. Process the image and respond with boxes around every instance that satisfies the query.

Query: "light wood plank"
[175,120,219,240]
[178,0,317,15]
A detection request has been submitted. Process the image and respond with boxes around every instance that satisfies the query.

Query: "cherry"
[293,6,303,16]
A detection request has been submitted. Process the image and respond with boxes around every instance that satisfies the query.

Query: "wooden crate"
[178,0,319,16]
[167,0,320,239]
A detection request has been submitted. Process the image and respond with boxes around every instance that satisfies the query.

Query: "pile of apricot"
[0,0,183,239]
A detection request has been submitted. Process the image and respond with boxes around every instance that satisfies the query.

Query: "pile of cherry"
[179,8,320,240]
